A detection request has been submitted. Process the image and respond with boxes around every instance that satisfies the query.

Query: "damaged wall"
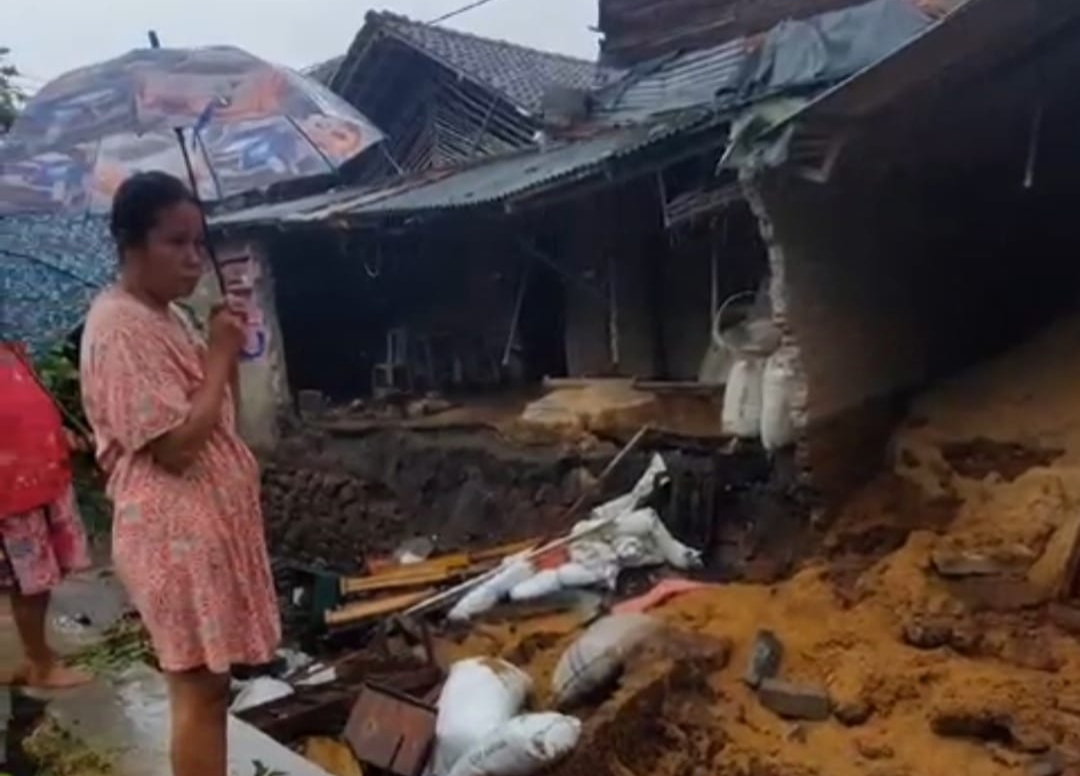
[751,58,1080,497]
[189,239,291,451]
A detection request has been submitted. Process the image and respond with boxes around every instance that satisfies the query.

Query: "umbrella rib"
[283,114,341,181]
[0,248,101,289]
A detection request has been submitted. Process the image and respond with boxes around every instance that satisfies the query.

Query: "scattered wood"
[345,683,437,776]
[326,591,435,628]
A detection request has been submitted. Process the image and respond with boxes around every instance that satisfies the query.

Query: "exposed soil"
[940,438,1063,483]
[432,312,1080,776]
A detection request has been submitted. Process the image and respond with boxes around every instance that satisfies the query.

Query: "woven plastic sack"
[551,614,659,708]
[446,713,582,776]
[433,658,533,775]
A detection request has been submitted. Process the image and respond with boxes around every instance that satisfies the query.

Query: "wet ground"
[0,562,333,776]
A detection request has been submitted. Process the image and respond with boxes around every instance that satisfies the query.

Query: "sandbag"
[586,454,667,524]
[552,614,660,708]
[722,357,765,438]
[446,713,582,776]
[434,658,533,775]
[761,351,797,452]
[610,509,702,570]
[509,570,564,602]
[448,556,536,622]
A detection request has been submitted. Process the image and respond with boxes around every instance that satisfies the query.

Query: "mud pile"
[446,313,1080,776]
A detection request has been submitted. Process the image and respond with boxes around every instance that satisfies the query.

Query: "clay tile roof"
[355,11,622,114]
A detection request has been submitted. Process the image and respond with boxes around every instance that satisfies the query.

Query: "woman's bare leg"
[165,668,230,776]
[10,590,90,688]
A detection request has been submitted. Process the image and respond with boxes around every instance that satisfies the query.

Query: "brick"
[757,678,831,721]
[744,630,784,688]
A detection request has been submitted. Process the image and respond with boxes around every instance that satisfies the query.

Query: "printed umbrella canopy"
[0,45,385,215]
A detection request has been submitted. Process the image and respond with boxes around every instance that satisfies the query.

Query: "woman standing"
[80,171,280,776]
[0,343,92,688]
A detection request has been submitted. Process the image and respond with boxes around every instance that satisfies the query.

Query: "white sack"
[586,454,668,524]
[722,357,765,439]
[555,561,613,589]
[552,614,660,708]
[761,350,797,452]
[448,556,536,622]
[509,570,564,602]
[434,658,533,775]
[446,713,582,776]
[229,677,294,713]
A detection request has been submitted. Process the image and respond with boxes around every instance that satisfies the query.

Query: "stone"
[855,737,895,761]
[1028,750,1067,776]
[835,697,874,727]
[756,678,831,721]
[931,547,1034,578]
[744,630,784,688]
[1048,603,1080,635]
[902,617,952,650]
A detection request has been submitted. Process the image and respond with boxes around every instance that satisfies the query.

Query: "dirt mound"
[438,314,1080,776]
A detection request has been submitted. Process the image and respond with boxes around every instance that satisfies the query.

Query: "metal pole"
[502,265,530,367]
[148,30,226,294]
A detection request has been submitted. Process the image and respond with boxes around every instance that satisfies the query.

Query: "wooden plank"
[469,538,540,563]
[341,566,482,595]
[326,590,435,627]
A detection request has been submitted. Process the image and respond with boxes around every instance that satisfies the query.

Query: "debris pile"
[428,314,1080,776]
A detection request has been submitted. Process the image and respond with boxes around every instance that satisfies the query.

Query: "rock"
[903,617,952,650]
[744,630,784,688]
[931,547,1034,578]
[855,737,895,761]
[835,697,873,727]
[947,577,1046,613]
[1028,750,1066,776]
[757,678,831,721]
[1048,603,1080,635]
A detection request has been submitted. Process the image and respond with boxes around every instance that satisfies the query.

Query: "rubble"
[756,679,832,722]
[743,630,783,688]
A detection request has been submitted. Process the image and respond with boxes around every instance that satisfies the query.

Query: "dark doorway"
[517,262,567,382]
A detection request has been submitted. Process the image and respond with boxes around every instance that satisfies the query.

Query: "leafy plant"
[0,47,25,132]
[34,341,112,536]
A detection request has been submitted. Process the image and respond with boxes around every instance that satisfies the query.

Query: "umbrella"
[0,44,385,217]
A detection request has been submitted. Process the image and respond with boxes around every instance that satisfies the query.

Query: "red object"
[0,343,71,518]
[613,577,711,615]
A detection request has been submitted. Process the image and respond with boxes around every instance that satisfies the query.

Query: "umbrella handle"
[173,126,226,294]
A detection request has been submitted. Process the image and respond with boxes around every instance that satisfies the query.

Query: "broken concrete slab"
[45,665,333,776]
[756,678,831,721]
[743,630,783,688]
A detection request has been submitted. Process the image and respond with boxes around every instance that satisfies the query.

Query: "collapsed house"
[201,0,984,573]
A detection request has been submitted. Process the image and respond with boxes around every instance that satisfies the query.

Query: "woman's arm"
[147,306,245,475]
[147,351,232,474]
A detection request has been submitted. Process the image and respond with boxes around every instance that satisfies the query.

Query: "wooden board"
[339,539,540,596]
[325,590,435,627]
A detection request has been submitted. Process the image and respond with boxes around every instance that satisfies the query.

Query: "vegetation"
[0,47,24,131]
[34,340,112,536]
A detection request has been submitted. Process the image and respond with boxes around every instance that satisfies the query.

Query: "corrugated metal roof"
[212,115,716,228]
[595,39,749,124]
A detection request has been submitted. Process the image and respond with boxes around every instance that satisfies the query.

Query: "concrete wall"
[750,162,1080,497]
[188,239,290,451]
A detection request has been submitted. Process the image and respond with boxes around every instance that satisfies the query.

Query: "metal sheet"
[212,116,715,228]
[595,39,749,124]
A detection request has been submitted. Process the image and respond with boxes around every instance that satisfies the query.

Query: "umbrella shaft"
[174,127,225,293]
